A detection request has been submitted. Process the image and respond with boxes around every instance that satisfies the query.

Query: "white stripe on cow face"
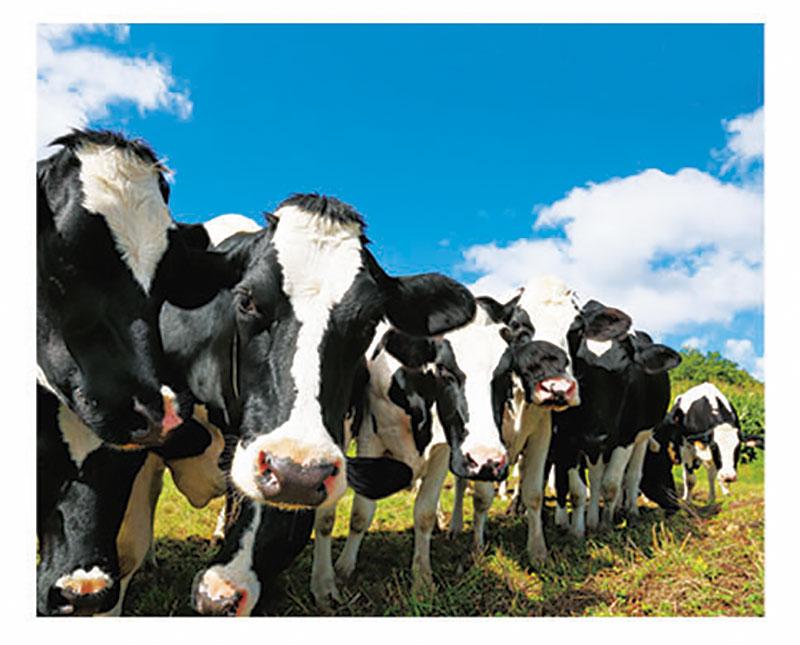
[444,317,508,460]
[518,275,579,380]
[713,423,740,481]
[585,338,613,357]
[230,205,364,506]
[77,143,173,294]
[58,402,103,468]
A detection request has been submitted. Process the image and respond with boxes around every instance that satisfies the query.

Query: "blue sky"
[37,23,764,378]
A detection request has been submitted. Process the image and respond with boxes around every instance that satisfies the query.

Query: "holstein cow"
[451,276,582,564]
[157,194,477,615]
[549,300,681,537]
[328,293,572,591]
[37,130,237,615]
[37,129,237,447]
[37,385,227,616]
[652,382,763,504]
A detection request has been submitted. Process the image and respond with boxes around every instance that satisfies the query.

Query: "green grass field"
[125,451,764,617]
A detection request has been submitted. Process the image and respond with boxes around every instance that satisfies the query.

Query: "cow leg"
[706,462,718,503]
[334,493,377,582]
[412,444,449,589]
[554,462,570,530]
[311,505,341,609]
[519,420,552,564]
[682,465,696,501]
[449,476,467,537]
[600,445,634,529]
[586,458,604,531]
[472,480,495,552]
[623,431,652,518]
[568,467,587,539]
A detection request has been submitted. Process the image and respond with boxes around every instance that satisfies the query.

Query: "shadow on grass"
[123,497,745,617]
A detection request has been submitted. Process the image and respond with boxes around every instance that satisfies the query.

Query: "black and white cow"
[37,385,226,616]
[37,129,236,447]
[549,299,681,537]
[157,196,477,614]
[326,293,573,592]
[37,130,237,615]
[652,382,762,504]
[449,276,582,564]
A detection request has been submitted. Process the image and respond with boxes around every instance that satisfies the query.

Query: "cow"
[156,195,477,615]
[36,129,238,615]
[548,299,681,538]
[326,292,573,592]
[37,129,237,447]
[652,382,763,504]
[449,276,582,564]
[37,385,226,616]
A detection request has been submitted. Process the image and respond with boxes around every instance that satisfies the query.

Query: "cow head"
[37,130,236,447]
[567,300,681,384]
[515,277,582,410]
[211,194,476,509]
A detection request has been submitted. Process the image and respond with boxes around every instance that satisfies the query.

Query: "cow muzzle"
[128,385,183,448]
[47,566,117,616]
[532,377,579,410]
[256,451,342,508]
[462,446,509,481]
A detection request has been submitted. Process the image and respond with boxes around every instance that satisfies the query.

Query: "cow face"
[379,294,572,480]
[226,194,475,509]
[567,300,681,384]
[516,277,581,409]
[37,130,236,446]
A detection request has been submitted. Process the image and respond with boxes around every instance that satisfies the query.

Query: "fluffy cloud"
[724,338,764,381]
[37,24,192,159]
[461,109,764,345]
[718,107,764,176]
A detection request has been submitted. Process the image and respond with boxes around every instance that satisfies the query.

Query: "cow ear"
[381,329,438,368]
[634,344,681,374]
[345,456,413,499]
[384,273,476,336]
[477,290,523,324]
[582,303,632,340]
[159,227,241,309]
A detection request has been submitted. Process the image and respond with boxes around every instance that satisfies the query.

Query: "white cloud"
[461,111,764,339]
[37,24,192,159]
[718,107,764,175]
[682,336,708,351]
[724,338,764,381]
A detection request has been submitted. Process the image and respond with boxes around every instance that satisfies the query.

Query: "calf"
[653,382,762,504]
[550,300,681,537]
[452,276,582,564]
[158,196,476,614]
[328,293,569,592]
[37,386,226,616]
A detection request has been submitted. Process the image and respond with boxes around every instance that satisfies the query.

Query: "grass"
[124,452,764,617]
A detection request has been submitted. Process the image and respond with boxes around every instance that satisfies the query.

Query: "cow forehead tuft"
[275,193,367,234]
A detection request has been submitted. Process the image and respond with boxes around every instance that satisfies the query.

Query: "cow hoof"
[527,546,547,565]
[193,572,250,617]
[311,576,342,611]
[49,567,116,616]
[412,570,435,594]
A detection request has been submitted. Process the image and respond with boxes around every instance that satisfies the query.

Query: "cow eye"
[235,289,258,316]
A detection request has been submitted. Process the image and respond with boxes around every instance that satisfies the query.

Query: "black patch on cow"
[387,368,436,455]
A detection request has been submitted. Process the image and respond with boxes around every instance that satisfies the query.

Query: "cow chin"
[230,437,347,509]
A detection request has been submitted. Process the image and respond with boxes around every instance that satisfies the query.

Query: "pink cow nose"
[720,472,738,484]
[463,447,508,481]
[256,451,341,508]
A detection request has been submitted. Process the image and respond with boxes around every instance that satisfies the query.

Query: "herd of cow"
[36,129,763,617]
